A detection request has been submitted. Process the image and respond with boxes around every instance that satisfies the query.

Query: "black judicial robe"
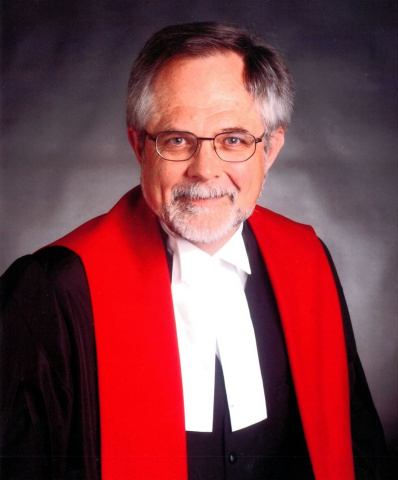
[0,225,387,479]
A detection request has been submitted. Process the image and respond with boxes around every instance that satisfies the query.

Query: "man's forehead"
[146,52,263,132]
[153,52,247,98]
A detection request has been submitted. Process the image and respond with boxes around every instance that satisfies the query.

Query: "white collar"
[163,223,251,286]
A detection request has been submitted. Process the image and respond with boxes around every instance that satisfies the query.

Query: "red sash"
[249,206,354,480]
[53,186,354,479]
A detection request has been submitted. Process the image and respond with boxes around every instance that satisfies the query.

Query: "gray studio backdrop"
[1,0,397,452]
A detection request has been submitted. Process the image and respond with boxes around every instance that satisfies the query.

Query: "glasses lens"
[156,132,197,161]
[214,132,257,162]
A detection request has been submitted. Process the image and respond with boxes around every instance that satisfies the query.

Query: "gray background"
[1,0,397,453]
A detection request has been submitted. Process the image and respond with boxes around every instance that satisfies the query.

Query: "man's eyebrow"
[150,123,181,133]
[219,127,251,134]
[153,126,252,135]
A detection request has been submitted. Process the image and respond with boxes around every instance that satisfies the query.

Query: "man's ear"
[265,127,285,171]
[127,127,144,165]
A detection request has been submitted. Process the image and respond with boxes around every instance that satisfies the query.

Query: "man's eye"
[168,136,186,146]
[224,136,241,145]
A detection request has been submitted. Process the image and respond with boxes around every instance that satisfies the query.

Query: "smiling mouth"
[187,196,230,208]
[172,183,237,204]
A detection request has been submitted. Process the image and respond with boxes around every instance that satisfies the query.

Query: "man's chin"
[168,223,237,245]
[162,206,251,245]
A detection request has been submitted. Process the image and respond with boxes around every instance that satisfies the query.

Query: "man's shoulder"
[1,247,87,307]
[249,204,316,237]
[248,204,325,269]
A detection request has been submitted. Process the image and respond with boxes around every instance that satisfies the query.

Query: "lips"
[172,183,237,204]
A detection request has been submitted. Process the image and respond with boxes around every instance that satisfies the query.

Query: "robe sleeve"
[320,241,390,479]
[0,247,100,480]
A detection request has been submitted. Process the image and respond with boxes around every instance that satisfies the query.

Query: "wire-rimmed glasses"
[145,130,264,163]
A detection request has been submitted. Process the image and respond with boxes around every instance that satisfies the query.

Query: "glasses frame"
[144,130,264,163]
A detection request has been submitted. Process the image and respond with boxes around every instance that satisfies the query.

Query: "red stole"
[53,186,354,480]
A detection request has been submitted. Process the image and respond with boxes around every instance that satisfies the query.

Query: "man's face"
[128,52,284,252]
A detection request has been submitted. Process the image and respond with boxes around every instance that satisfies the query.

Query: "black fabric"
[185,222,314,480]
[0,231,388,479]
[0,247,100,479]
[320,241,389,479]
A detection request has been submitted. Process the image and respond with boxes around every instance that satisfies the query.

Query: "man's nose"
[186,140,223,181]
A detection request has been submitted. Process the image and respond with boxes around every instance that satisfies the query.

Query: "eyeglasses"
[145,130,264,163]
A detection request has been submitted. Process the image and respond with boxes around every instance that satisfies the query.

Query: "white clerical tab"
[214,261,267,431]
[167,225,267,432]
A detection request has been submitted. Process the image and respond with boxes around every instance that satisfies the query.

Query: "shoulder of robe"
[0,247,91,392]
[250,204,316,239]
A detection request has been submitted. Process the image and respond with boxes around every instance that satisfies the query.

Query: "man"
[0,22,386,479]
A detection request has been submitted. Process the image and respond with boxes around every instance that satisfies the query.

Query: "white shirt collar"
[162,223,251,285]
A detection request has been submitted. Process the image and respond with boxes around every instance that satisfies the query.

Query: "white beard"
[161,182,254,244]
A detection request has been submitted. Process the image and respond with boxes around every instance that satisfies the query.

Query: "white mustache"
[171,183,237,202]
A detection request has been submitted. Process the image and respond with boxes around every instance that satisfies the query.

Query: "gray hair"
[126,22,294,133]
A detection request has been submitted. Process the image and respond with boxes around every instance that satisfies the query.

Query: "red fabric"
[249,206,354,480]
[53,186,354,480]
[53,188,187,479]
